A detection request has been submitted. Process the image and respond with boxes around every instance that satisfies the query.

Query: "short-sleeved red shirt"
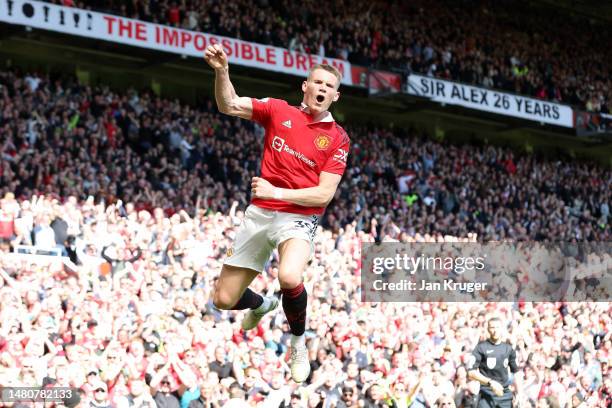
[250,97,350,215]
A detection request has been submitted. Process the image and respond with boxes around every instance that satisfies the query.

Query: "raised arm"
[204,44,253,119]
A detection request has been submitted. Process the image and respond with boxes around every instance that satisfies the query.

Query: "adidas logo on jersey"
[281,120,292,128]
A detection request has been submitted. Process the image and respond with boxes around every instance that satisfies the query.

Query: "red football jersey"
[250,97,350,215]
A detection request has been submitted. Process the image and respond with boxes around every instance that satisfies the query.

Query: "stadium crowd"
[1,69,610,244]
[44,0,612,113]
[0,63,610,407]
[0,193,610,407]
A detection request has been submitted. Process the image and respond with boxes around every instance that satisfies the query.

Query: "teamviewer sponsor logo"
[271,136,316,167]
[272,136,285,152]
[284,145,316,168]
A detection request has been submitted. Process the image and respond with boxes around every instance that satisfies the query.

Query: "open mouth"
[316,95,325,103]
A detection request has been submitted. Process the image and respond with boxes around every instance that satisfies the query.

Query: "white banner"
[406,74,574,128]
[0,0,353,85]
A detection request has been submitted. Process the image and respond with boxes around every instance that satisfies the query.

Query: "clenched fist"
[204,44,228,71]
[251,177,276,200]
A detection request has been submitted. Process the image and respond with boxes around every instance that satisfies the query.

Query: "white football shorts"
[224,204,319,273]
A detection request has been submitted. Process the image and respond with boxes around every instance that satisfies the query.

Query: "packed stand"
[0,193,610,407]
[44,0,612,112]
[0,66,610,406]
[1,69,610,245]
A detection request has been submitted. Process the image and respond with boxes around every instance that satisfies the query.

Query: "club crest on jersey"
[314,134,332,150]
[226,247,234,257]
[486,357,497,369]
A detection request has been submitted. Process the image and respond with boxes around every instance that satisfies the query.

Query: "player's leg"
[213,263,279,331]
[277,238,312,383]
[214,205,278,316]
[212,264,260,309]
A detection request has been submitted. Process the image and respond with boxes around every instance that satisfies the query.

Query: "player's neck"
[489,338,503,345]
[300,102,328,121]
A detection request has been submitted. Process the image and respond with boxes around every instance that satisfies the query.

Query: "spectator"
[89,381,113,408]
[209,346,233,379]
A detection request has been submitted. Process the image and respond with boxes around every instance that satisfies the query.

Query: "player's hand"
[251,177,276,200]
[490,380,504,397]
[204,44,228,70]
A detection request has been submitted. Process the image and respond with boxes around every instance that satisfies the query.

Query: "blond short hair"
[308,64,343,85]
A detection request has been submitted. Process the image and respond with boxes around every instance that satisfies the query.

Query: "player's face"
[487,320,503,342]
[302,69,340,115]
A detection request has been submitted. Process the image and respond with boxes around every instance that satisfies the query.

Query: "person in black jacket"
[467,317,523,408]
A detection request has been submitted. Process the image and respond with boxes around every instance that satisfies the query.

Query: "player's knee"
[212,290,235,310]
[279,276,302,290]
